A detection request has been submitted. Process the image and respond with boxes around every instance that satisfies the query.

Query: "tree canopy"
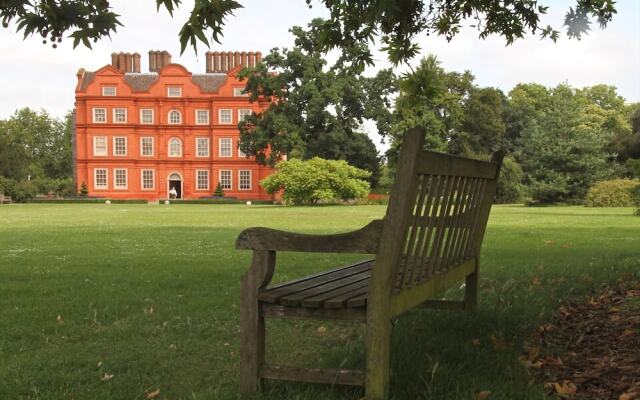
[0,1,617,62]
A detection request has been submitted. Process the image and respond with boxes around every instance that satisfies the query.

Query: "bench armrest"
[235,219,383,254]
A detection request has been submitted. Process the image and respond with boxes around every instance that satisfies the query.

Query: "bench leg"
[464,260,479,312]
[365,319,392,400]
[239,251,276,395]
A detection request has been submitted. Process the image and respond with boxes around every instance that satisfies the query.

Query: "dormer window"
[102,86,117,96]
[233,87,248,97]
[167,87,182,97]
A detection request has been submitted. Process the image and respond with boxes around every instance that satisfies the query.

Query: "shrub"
[627,158,640,179]
[495,156,524,204]
[632,186,640,216]
[213,182,225,197]
[584,179,640,207]
[261,157,370,205]
[79,182,89,197]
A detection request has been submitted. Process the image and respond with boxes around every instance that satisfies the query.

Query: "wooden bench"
[0,194,12,204]
[236,128,503,399]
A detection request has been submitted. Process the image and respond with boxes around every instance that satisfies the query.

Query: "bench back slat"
[371,128,503,303]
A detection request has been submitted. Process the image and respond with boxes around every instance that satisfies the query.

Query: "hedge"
[28,199,148,204]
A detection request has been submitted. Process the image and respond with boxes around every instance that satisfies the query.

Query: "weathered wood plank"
[261,303,366,322]
[417,151,499,179]
[324,285,369,309]
[236,219,383,253]
[301,280,369,308]
[278,271,371,307]
[262,365,365,386]
[260,260,373,303]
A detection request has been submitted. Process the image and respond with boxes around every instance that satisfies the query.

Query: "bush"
[261,157,370,205]
[632,186,640,216]
[495,156,524,204]
[79,182,89,197]
[584,179,640,207]
[627,159,640,179]
[28,199,147,204]
[0,177,37,202]
[213,183,225,197]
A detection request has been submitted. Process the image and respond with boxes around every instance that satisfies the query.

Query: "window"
[196,170,209,190]
[219,138,232,157]
[239,170,252,190]
[233,87,248,96]
[140,137,154,156]
[219,109,232,124]
[219,170,232,190]
[113,108,127,123]
[94,168,107,189]
[102,86,116,96]
[92,108,106,123]
[167,86,182,97]
[237,145,246,158]
[168,110,181,124]
[93,136,107,156]
[113,137,127,156]
[140,109,154,124]
[196,109,210,125]
[168,138,182,157]
[114,168,127,189]
[141,169,155,190]
[238,109,252,121]
[196,137,210,157]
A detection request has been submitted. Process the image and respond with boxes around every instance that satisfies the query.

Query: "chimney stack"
[110,52,140,73]
[205,51,262,73]
[148,50,172,72]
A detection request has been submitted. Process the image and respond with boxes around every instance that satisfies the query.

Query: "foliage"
[237,19,391,186]
[633,186,640,215]
[1,1,616,62]
[27,198,147,204]
[79,181,88,197]
[260,157,370,205]
[584,179,639,207]
[0,0,242,54]
[213,182,225,197]
[512,84,617,204]
[495,156,524,204]
[0,177,37,202]
[312,0,617,65]
[627,159,640,179]
[0,108,72,181]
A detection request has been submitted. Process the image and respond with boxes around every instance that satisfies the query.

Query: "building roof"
[123,73,159,92]
[191,74,228,93]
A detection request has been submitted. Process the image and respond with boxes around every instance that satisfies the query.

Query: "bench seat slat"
[259,260,373,303]
[301,280,370,308]
[279,271,371,307]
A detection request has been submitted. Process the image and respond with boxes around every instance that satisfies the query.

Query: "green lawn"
[1,204,639,400]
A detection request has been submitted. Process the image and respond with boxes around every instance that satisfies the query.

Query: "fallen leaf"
[100,372,114,382]
[544,240,555,246]
[619,392,637,400]
[145,389,160,399]
[168,344,177,351]
[553,380,577,398]
[316,326,327,335]
[97,361,102,368]
[476,390,491,400]
[472,338,480,346]
[56,315,64,324]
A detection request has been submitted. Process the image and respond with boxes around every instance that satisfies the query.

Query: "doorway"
[168,173,182,199]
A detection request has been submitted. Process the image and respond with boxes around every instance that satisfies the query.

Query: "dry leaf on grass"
[475,390,491,399]
[145,389,160,399]
[56,315,64,324]
[100,372,114,382]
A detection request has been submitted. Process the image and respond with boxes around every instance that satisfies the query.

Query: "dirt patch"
[521,278,640,399]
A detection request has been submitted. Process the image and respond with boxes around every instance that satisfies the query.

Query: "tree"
[237,19,394,185]
[1,1,617,63]
[515,84,617,203]
[460,87,507,155]
[260,158,370,205]
[0,108,72,181]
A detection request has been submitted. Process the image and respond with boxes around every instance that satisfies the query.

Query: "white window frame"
[195,109,210,125]
[219,137,232,158]
[114,168,128,189]
[113,137,127,156]
[168,110,182,124]
[218,109,233,124]
[140,109,154,124]
[141,169,155,190]
[93,136,108,156]
[92,108,107,123]
[233,87,248,97]
[196,137,210,157]
[167,86,182,97]
[168,138,182,157]
[140,137,154,156]
[238,109,252,122]
[239,170,252,190]
[219,170,232,190]
[113,108,127,124]
[94,168,108,189]
[196,170,210,191]
[102,86,117,96]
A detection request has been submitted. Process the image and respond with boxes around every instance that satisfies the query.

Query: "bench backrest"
[371,128,503,313]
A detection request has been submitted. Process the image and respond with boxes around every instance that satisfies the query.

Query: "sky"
[0,0,638,151]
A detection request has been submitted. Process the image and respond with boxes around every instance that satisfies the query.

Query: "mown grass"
[1,204,639,399]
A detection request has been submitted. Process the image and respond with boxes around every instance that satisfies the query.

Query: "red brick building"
[74,50,275,201]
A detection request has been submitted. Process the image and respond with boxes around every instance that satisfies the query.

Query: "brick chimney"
[149,50,172,72]
[205,51,262,73]
[110,52,141,73]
